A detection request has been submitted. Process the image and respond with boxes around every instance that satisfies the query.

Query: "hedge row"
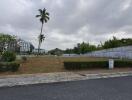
[0,62,20,72]
[114,60,132,67]
[64,60,132,70]
[1,51,16,62]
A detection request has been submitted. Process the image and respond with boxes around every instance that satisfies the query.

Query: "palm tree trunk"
[38,40,41,55]
[38,23,43,55]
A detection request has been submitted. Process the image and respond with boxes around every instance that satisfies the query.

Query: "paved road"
[0,76,132,100]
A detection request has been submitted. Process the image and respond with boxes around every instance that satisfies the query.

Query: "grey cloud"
[0,0,132,50]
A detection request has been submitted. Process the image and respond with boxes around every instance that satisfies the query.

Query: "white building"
[32,49,46,54]
[17,39,34,54]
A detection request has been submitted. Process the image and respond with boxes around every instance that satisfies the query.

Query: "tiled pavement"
[0,71,132,87]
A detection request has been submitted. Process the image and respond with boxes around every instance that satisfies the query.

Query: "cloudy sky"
[0,0,132,50]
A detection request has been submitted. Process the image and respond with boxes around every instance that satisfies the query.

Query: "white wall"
[84,46,132,59]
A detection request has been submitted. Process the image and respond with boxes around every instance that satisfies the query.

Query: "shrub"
[10,62,20,72]
[0,56,2,62]
[64,61,108,70]
[21,56,27,62]
[0,62,20,72]
[114,60,132,67]
[64,60,132,70]
[1,51,16,62]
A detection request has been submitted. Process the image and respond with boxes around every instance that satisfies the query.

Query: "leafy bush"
[64,61,108,70]
[0,56,2,62]
[114,60,132,67]
[0,62,20,72]
[21,56,27,62]
[64,60,132,70]
[1,51,16,62]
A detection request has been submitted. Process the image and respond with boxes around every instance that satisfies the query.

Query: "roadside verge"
[0,71,132,87]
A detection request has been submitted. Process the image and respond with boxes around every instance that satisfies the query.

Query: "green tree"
[72,42,97,54]
[36,8,50,54]
[0,33,15,42]
[0,33,16,53]
[48,48,63,56]
[103,36,121,49]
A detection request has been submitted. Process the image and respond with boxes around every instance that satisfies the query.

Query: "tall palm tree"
[38,34,45,51]
[36,8,50,54]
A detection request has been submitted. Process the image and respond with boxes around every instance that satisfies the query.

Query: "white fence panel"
[84,46,132,59]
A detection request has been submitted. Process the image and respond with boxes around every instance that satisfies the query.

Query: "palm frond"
[36,15,41,17]
[44,19,47,23]
[45,16,50,20]
[43,8,46,13]
[40,18,44,24]
[38,34,45,43]
[46,12,49,16]
[38,9,43,14]
[36,8,50,24]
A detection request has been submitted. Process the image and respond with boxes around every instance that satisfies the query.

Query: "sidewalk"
[0,71,132,87]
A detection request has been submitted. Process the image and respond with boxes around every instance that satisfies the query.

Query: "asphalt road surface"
[0,76,132,100]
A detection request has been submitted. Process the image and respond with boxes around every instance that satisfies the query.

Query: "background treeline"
[49,37,132,55]
[0,33,131,55]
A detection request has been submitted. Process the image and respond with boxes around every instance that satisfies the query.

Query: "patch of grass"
[0,56,131,75]
[62,57,107,62]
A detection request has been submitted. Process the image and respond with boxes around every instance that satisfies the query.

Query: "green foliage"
[0,62,20,72]
[64,48,74,54]
[21,56,27,62]
[36,8,50,24]
[0,33,16,52]
[103,37,121,49]
[64,42,97,54]
[36,8,50,54]
[114,60,132,67]
[64,60,132,70]
[48,48,63,55]
[64,37,132,54]
[78,42,96,54]
[0,33,15,42]
[64,61,108,70]
[38,34,45,43]
[1,51,16,62]
[103,37,132,49]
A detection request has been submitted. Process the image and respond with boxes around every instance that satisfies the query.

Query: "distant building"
[0,40,19,53]
[32,49,46,54]
[17,39,34,54]
[0,38,34,54]
[32,48,47,54]
[7,41,19,52]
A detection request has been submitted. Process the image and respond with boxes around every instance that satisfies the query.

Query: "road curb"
[0,71,132,88]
